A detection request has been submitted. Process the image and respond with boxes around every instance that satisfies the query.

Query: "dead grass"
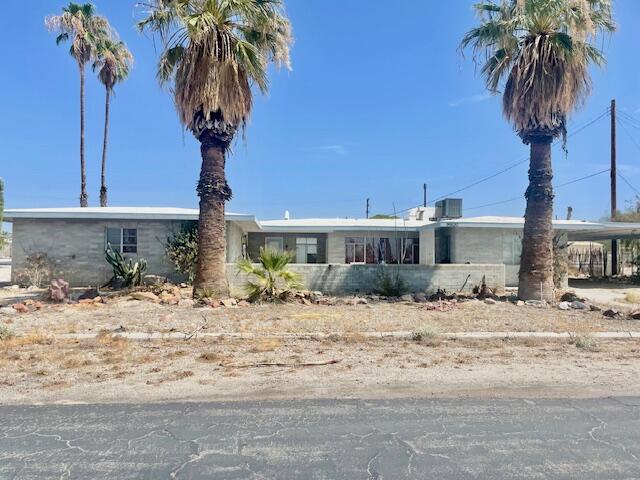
[248,338,284,353]
[624,292,640,304]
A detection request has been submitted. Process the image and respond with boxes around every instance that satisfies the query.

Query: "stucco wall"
[227,263,505,295]
[11,219,243,286]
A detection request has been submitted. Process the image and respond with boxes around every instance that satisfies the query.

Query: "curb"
[50,330,640,341]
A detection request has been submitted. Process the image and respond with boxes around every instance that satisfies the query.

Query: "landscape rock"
[11,303,30,314]
[557,302,571,311]
[178,298,195,308]
[48,278,70,302]
[516,300,525,307]
[400,294,414,303]
[525,300,547,308]
[143,275,168,286]
[484,298,497,305]
[570,301,590,311]
[77,288,99,301]
[159,292,179,305]
[630,311,640,320]
[603,308,621,318]
[238,300,251,307]
[413,293,428,303]
[130,291,160,303]
[589,304,602,312]
[560,291,581,303]
[220,298,237,307]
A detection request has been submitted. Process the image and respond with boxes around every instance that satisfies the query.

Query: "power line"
[464,168,611,212]
[618,172,640,197]
[618,116,640,154]
[382,107,611,217]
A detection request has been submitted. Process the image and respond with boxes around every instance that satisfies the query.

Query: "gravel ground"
[2,294,640,337]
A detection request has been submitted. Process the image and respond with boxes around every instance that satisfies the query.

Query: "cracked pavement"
[1,397,640,479]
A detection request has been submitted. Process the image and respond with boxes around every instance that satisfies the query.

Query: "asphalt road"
[1,397,639,479]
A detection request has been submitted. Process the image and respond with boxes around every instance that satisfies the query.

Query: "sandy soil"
[1,334,639,405]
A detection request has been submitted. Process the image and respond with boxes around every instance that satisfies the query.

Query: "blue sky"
[1,0,639,225]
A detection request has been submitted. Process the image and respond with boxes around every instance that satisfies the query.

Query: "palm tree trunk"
[79,64,88,207]
[192,139,231,299]
[100,88,111,207]
[518,138,555,301]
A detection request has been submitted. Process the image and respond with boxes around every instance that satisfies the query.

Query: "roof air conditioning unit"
[435,198,462,219]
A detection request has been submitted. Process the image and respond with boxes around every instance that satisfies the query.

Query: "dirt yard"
[1,288,640,404]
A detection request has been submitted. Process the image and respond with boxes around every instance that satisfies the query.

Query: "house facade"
[5,205,638,293]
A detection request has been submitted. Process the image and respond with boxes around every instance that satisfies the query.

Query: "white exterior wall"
[11,219,246,286]
[449,227,523,286]
[419,229,435,265]
[226,221,244,262]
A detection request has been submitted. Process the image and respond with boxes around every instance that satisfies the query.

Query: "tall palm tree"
[461,0,614,301]
[139,0,292,298]
[46,3,110,207]
[93,38,133,207]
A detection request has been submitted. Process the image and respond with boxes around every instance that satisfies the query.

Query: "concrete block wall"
[11,218,245,286]
[227,263,505,295]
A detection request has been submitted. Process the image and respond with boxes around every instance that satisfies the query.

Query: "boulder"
[516,300,525,307]
[557,302,571,311]
[484,298,497,305]
[77,288,99,300]
[400,294,414,302]
[630,311,640,320]
[159,291,179,305]
[603,309,621,318]
[560,291,583,303]
[525,300,547,308]
[48,279,70,302]
[143,275,168,286]
[570,301,590,311]
[130,291,160,303]
[178,298,195,308]
[413,293,428,303]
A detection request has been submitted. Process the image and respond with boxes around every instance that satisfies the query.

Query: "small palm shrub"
[237,248,302,302]
[166,222,198,283]
[105,245,147,288]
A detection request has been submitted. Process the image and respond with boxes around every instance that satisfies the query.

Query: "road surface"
[1,397,639,479]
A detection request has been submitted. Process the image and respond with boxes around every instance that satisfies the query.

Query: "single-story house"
[4,204,640,293]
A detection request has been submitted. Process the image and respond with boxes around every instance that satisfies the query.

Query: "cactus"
[105,244,147,288]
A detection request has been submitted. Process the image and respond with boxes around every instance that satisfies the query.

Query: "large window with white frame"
[296,237,318,264]
[345,236,419,264]
[106,227,138,254]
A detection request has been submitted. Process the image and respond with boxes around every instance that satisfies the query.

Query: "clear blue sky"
[1,1,639,224]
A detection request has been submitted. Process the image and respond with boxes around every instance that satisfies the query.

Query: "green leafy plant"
[375,267,407,297]
[166,222,198,283]
[236,248,302,302]
[105,244,147,288]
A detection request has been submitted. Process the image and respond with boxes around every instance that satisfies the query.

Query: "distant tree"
[461,0,615,300]
[139,0,292,299]
[370,214,400,219]
[46,3,110,207]
[93,38,133,207]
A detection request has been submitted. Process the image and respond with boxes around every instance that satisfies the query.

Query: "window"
[106,227,137,254]
[296,237,318,264]
[345,236,420,264]
[265,237,284,252]
[345,237,365,264]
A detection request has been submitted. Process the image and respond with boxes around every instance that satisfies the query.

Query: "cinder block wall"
[227,263,505,295]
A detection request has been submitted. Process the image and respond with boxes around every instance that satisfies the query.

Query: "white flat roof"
[259,217,432,232]
[438,216,603,230]
[3,207,256,224]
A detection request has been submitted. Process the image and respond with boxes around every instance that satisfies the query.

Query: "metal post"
[366,198,370,219]
[423,183,427,208]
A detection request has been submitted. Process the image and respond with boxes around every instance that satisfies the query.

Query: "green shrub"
[375,267,407,297]
[105,245,147,288]
[573,335,598,352]
[0,324,14,341]
[236,248,302,302]
[166,222,198,283]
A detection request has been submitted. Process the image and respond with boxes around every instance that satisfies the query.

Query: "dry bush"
[624,292,640,304]
[573,335,599,352]
[198,352,227,363]
[96,332,130,350]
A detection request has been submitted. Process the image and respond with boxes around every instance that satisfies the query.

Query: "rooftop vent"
[434,198,462,219]
[284,210,290,220]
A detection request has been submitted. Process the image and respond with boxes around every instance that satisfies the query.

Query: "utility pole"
[366,198,370,219]
[611,99,618,276]
[423,183,427,208]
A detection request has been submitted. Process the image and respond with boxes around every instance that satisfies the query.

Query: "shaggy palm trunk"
[100,88,111,207]
[518,138,555,301]
[79,64,88,207]
[192,137,230,299]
